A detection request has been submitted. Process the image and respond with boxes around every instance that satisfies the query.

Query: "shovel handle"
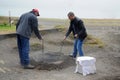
[59,41,64,53]
[41,39,44,53]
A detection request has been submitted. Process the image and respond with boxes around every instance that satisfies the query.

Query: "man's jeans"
[17,34,30,66]
[73,39,84,58]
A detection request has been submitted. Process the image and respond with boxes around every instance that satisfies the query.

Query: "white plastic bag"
[75,56,96,76]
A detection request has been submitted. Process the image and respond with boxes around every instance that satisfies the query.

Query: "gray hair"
[68,12,75,16]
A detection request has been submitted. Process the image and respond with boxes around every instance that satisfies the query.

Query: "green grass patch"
[84,35,105,48]
[0,24,16,34]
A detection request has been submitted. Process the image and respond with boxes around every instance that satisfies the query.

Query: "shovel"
[41,39,44,54]
[59,41,64,53]
[41,39,64,53]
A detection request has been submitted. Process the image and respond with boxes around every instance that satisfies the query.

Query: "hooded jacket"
[16,11,42,39]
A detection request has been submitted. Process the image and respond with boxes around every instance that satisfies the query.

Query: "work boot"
[23,64,35,69]
[69,54,76,58]
[69,54,73,57]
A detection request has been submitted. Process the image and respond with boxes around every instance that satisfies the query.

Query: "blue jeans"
[17,34,30,66]
[73,39,84,58]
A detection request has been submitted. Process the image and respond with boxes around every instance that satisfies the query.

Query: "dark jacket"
[65,17,87,41]
[16,11,42,39]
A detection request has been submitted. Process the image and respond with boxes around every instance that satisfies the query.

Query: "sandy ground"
[0,25,120,80]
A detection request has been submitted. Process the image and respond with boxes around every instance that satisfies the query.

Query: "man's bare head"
[67,12,75,20]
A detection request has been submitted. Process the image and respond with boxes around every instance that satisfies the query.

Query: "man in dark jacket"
[64,12,87,58]
[16,9,42,69]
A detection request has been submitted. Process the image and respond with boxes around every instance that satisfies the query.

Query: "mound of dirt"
[30,52,75,71]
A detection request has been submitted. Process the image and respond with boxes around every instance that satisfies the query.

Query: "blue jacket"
[16,11,42,39]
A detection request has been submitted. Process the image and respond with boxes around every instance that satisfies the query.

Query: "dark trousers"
[17,34,30,66]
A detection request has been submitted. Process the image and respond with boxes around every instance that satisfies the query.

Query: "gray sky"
[0,0,119,18]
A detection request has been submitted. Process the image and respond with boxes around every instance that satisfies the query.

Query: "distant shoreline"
[0,16,120,20]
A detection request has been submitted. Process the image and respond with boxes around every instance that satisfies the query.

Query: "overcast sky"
[0,0,119,19]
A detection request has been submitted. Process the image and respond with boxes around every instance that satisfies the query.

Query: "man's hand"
[74,34,78,38]
[63,36,67,41]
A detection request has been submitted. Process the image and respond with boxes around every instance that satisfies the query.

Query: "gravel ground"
[0,26,120,80]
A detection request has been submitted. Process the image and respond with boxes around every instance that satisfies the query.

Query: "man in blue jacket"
[64,12,87,58]
[16,9,42,69]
